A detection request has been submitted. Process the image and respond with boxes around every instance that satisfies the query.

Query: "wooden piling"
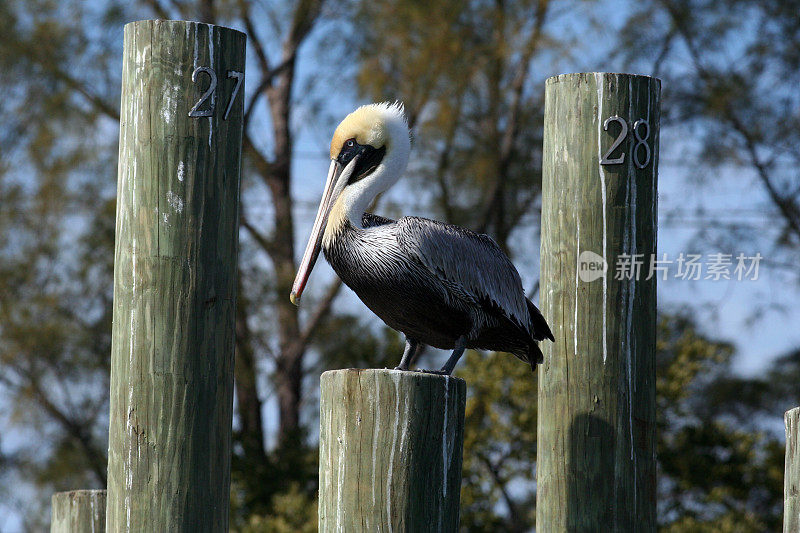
[786,407,800,533]
[106,20,245,531]
[319,369,466,532]
[537,73,660,531]
[51,490,106,533]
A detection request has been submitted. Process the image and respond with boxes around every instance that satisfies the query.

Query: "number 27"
[188,67,244,120]
[600,116,651,169]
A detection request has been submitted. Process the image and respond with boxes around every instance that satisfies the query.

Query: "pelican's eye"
[338,138,360,164]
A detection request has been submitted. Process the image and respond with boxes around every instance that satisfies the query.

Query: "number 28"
[600,116,651,169]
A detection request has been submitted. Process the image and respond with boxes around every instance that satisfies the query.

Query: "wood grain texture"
[319,369,466,532]
[786,407,800,533]
[107,20,244,532]
[51,490,106,533]
[537,73,660,532]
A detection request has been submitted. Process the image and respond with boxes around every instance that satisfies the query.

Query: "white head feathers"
[323,102,412,244]
[330,101,410,160]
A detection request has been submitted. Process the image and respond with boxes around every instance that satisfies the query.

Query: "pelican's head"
[291,102,411,305]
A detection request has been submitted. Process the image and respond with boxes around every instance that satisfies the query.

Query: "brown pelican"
[291,102,554,375]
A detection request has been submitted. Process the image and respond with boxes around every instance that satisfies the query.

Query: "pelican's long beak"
[290,159,346,305]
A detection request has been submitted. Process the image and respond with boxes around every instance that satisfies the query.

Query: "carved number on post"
[600,116,652,168]
[188,67,217,117]
[224,71,244,120]
[632,119,651,169]
[189,68,244,120]
[600,116,627,165]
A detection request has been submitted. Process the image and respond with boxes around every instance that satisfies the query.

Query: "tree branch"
[241,215,277,258]
[53,67,120,121]
[243,134,275,180]
[476,452,526,532]
[477,0,549,237]
[0,370,107,485]
[664,4,800,242]
[234,276,269,461]
[0,28,119,122]
[144,0,171,19]
[198,0,215,24]
[433,90,467,224]
[652,27,677,77]
[297,278,343,351]
[729,112,800,241]
[286,0,325,51]
[238,0,270,75]
[243,55,296,133]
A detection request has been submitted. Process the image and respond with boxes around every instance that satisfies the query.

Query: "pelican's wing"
[396,216,531,330]
[362,212,395,228]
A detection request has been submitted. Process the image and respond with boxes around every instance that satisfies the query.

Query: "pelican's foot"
[393,365,410,371]
[416,368,452,376]
[394,337,418,372]
[432,336,468,376]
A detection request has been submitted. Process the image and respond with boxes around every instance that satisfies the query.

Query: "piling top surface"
[124,19,246,39]
[51,490,106,533]
[52,489,106,498]
[546,71,662,86]
[321,368,466,387]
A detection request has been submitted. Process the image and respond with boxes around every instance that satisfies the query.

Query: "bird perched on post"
[291,102,554,375]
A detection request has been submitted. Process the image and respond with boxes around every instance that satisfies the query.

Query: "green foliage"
[0,5,127,525]
[230,433,319,530]
[655,314,787,532]
[312,316,405,371]
[456,351,537,532]
[243,485,317,533]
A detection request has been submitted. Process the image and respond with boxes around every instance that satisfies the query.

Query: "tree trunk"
[240,0,325,449]
[276,349,303,443]
[266,48,304,447]
[235,277,267,460]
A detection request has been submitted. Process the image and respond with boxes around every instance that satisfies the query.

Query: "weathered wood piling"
[786,407,800,533]
[105,20,245,531]
[319,369,466,532]
[537,72,660,531]
[51,490,106,533]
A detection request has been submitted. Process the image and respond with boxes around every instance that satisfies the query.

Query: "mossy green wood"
[319,369,466,532]
[786,407,800,533]
[107,20,244,531]
[537,73,660,532]
[51,490,106,533]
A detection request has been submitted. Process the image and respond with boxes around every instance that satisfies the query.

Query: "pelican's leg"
[438,336,468,375]
[394,337,418,371]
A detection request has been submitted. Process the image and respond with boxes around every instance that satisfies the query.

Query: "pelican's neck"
[322,143,408,249]
[322,193,351,250]
[321,178,387,250]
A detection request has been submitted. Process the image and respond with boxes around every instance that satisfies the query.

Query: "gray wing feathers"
[397,217,531,329]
